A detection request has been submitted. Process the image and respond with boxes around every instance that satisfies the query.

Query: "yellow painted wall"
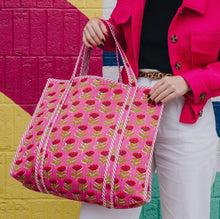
[0,1,104,218]
[67,0,103,19]
[0,92,81,219]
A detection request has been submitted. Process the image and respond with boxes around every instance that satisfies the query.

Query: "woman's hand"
[83,17,109,50]
[149,76,191,104]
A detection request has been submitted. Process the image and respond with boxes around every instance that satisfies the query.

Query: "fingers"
[83,34,93,49]
[160,91,176,103]
[94,21,108,43]
[148,76,191,104]
[154,88,174,103]
[83,18,108,49]
[149,76,176,104]
[150,79,164,93]
[87,24,104,48]
[149,80,165,100]
[84,26,100,47]
[99,20,109,37]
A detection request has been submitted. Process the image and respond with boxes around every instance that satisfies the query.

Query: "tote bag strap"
[70,22,137,87]
[79,39,123,82]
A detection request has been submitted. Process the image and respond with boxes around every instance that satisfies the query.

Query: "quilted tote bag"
[10,22,163,209]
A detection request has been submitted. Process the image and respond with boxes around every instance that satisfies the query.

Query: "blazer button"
[199,110,203,117]
[175,62,182,70]
[170,35,178,43]
[199,93,206,101]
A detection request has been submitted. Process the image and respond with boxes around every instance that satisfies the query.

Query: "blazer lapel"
[182,0,206,14]
[131,0,146,71]
[130,0,206,72]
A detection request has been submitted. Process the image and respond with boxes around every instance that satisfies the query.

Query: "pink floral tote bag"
[10,22,163,209]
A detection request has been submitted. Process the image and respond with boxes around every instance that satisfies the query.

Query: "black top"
[138,0,182,73]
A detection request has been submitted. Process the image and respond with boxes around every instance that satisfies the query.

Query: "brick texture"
[47,10,64,56]
[21,57,38,104]
[1,0,220,218]
[13,10,29,55]
[63,10,80,55]
[4,0,20,8]
[0,10,13,55]
[30,10,47,55]
[0,1,102,116]
[0,1,103,219]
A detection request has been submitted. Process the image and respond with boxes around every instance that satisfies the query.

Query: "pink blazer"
[101,0,220,124]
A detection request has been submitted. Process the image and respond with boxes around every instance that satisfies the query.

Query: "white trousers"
[79,76,218,219]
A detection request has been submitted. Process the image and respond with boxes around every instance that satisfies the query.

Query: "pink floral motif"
[52,127,58,133]
[72,165,82,171]
[68,152,78,158]
[90,113,99,119]
[61,115,68,120]
[102,101,111,106]
[133,101,142,107]
[94,126,102,131]
[54,152,63,158]
[126,125,133,130]
[66,138,75,144]
[78,178,87,184]
[146,141,152,146]
[52,139,60,145]
[64,179,73,185]
[85,151,95,157]
[27,144,33,150]
[152,115,159,120]
[80,78,87,83]
[15,160,22,165]
[137,167,146,174]
[48,92,56,97]
[72,101,80,106]
[101,151,109,156]
[48,108,55,113]
[48,83,54,88]
[62,126,70,131]
[143,89,150,95]
[72,90,79,96]
[72,82,77,87]
[121,165,130,172]
[95,178,103,184]
[119,150,126,156]
[27,156,35,162]
[74,113,83,118]
[43,166,51,172]
[26,135,33,140]
[57,166,66,172]
[86,100,95,105]
[114,89,123,95]
[83,88,92,93]
[37,120,43,126]
[133,153,142,159]
[99,88,108,93]
[49,99,57,103]
[89,164,98,171]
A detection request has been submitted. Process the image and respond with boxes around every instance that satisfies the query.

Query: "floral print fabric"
[10,76,163,209]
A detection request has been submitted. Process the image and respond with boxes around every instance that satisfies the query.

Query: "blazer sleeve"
[181,53,220,104]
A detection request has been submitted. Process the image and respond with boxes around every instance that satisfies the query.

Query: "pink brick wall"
[0,0,103,115]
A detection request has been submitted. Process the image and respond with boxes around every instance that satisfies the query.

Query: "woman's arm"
[148,59,220,105]
[181,58,220,104]
[83,15,126,52]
